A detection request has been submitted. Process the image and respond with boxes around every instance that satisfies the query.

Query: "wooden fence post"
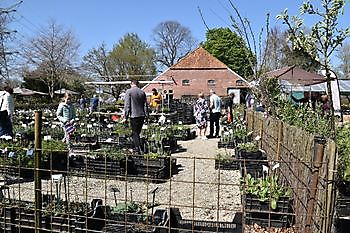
[34,111,42,233]
[324,142,337,233]
[305,137,326,233]
[276,121,283,161]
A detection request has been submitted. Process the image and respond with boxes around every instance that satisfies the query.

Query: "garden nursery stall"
[0,105,343,233]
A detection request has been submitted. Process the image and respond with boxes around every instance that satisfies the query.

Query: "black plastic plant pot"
[244,194,291,214]
[239,160,268,179]
[215,159,239,170]
[338,180,350,197]
[336,217,350,233]
[336,195,350,217]
[217,141,235,149]
[238,150,263,160]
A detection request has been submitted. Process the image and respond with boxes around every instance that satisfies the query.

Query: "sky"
[3,0,350,60]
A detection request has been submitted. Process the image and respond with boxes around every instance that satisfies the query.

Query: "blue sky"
[4,0,350,59]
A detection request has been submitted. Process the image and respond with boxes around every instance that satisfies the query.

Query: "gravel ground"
[7,137,242,222]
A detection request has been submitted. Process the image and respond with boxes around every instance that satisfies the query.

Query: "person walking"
[0,86,14,137]
[90,94,99,114]
[122,80,148,153]
[79,95,87,111]
[207,89,222,139]
[193,92,209,139]
[56,92,76,145]
[225,92,235,123]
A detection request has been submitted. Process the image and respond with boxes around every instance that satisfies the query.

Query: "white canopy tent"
[54,88,80,95]
[281,79,350,93]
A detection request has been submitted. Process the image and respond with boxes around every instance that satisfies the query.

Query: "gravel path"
[7,137,242,222]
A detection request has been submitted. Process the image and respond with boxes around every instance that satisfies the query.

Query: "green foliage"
[99,104,120,113]
[42,140,67,151]
[115,122,132,136]
[236,142,258,152]
[337,123,350,182]
[277,0,350,65]
[258,77,281,115]
[215,150,233,162]
[143,152,161,160]
[112,201,140,213]
[241,174,292,209]
[93,148,127,161]
[259,77,332,138]
[277,0,350,138]
[281,46,321,72]
[44,200,89,216]
[276,100,332,138]
[202,28,255,78]
[109,33,156,78]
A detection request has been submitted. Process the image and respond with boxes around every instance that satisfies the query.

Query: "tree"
[280,45,321,72]
[262,27,320,72]
[152,20,197,68]
[22,20,80,98]
[0,1,21,85]
[262,27,286,71]
[202,27,255,78]
[336,41,350,79]
[82,43,111,80]
[277,0,350,139]
[108,33,156,97]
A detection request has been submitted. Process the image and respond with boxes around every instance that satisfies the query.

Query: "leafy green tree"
[108,33,156,96]
[202,28,255,79]
[109,33,156,77]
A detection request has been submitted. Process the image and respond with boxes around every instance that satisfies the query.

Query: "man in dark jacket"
[123,80,148,153]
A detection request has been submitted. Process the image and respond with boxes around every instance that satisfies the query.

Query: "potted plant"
[241,173,293,227]
[236,142,262,160]
[214,150,238,170]
[42,140,68,174]
[0,142,36,179]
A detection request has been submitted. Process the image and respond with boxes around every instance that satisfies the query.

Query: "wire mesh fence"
[0,109,338,233]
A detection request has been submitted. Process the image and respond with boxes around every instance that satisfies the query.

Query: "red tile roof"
[143,47,248,98]
[171,47,228,69]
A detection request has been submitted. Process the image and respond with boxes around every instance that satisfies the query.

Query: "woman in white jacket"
[0,86,14,137]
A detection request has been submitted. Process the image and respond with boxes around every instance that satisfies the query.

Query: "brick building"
[143,47,248,103]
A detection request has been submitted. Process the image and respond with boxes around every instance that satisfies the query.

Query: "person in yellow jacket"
[150,88,162,112]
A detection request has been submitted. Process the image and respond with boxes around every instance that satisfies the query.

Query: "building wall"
[143,69,247,99]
